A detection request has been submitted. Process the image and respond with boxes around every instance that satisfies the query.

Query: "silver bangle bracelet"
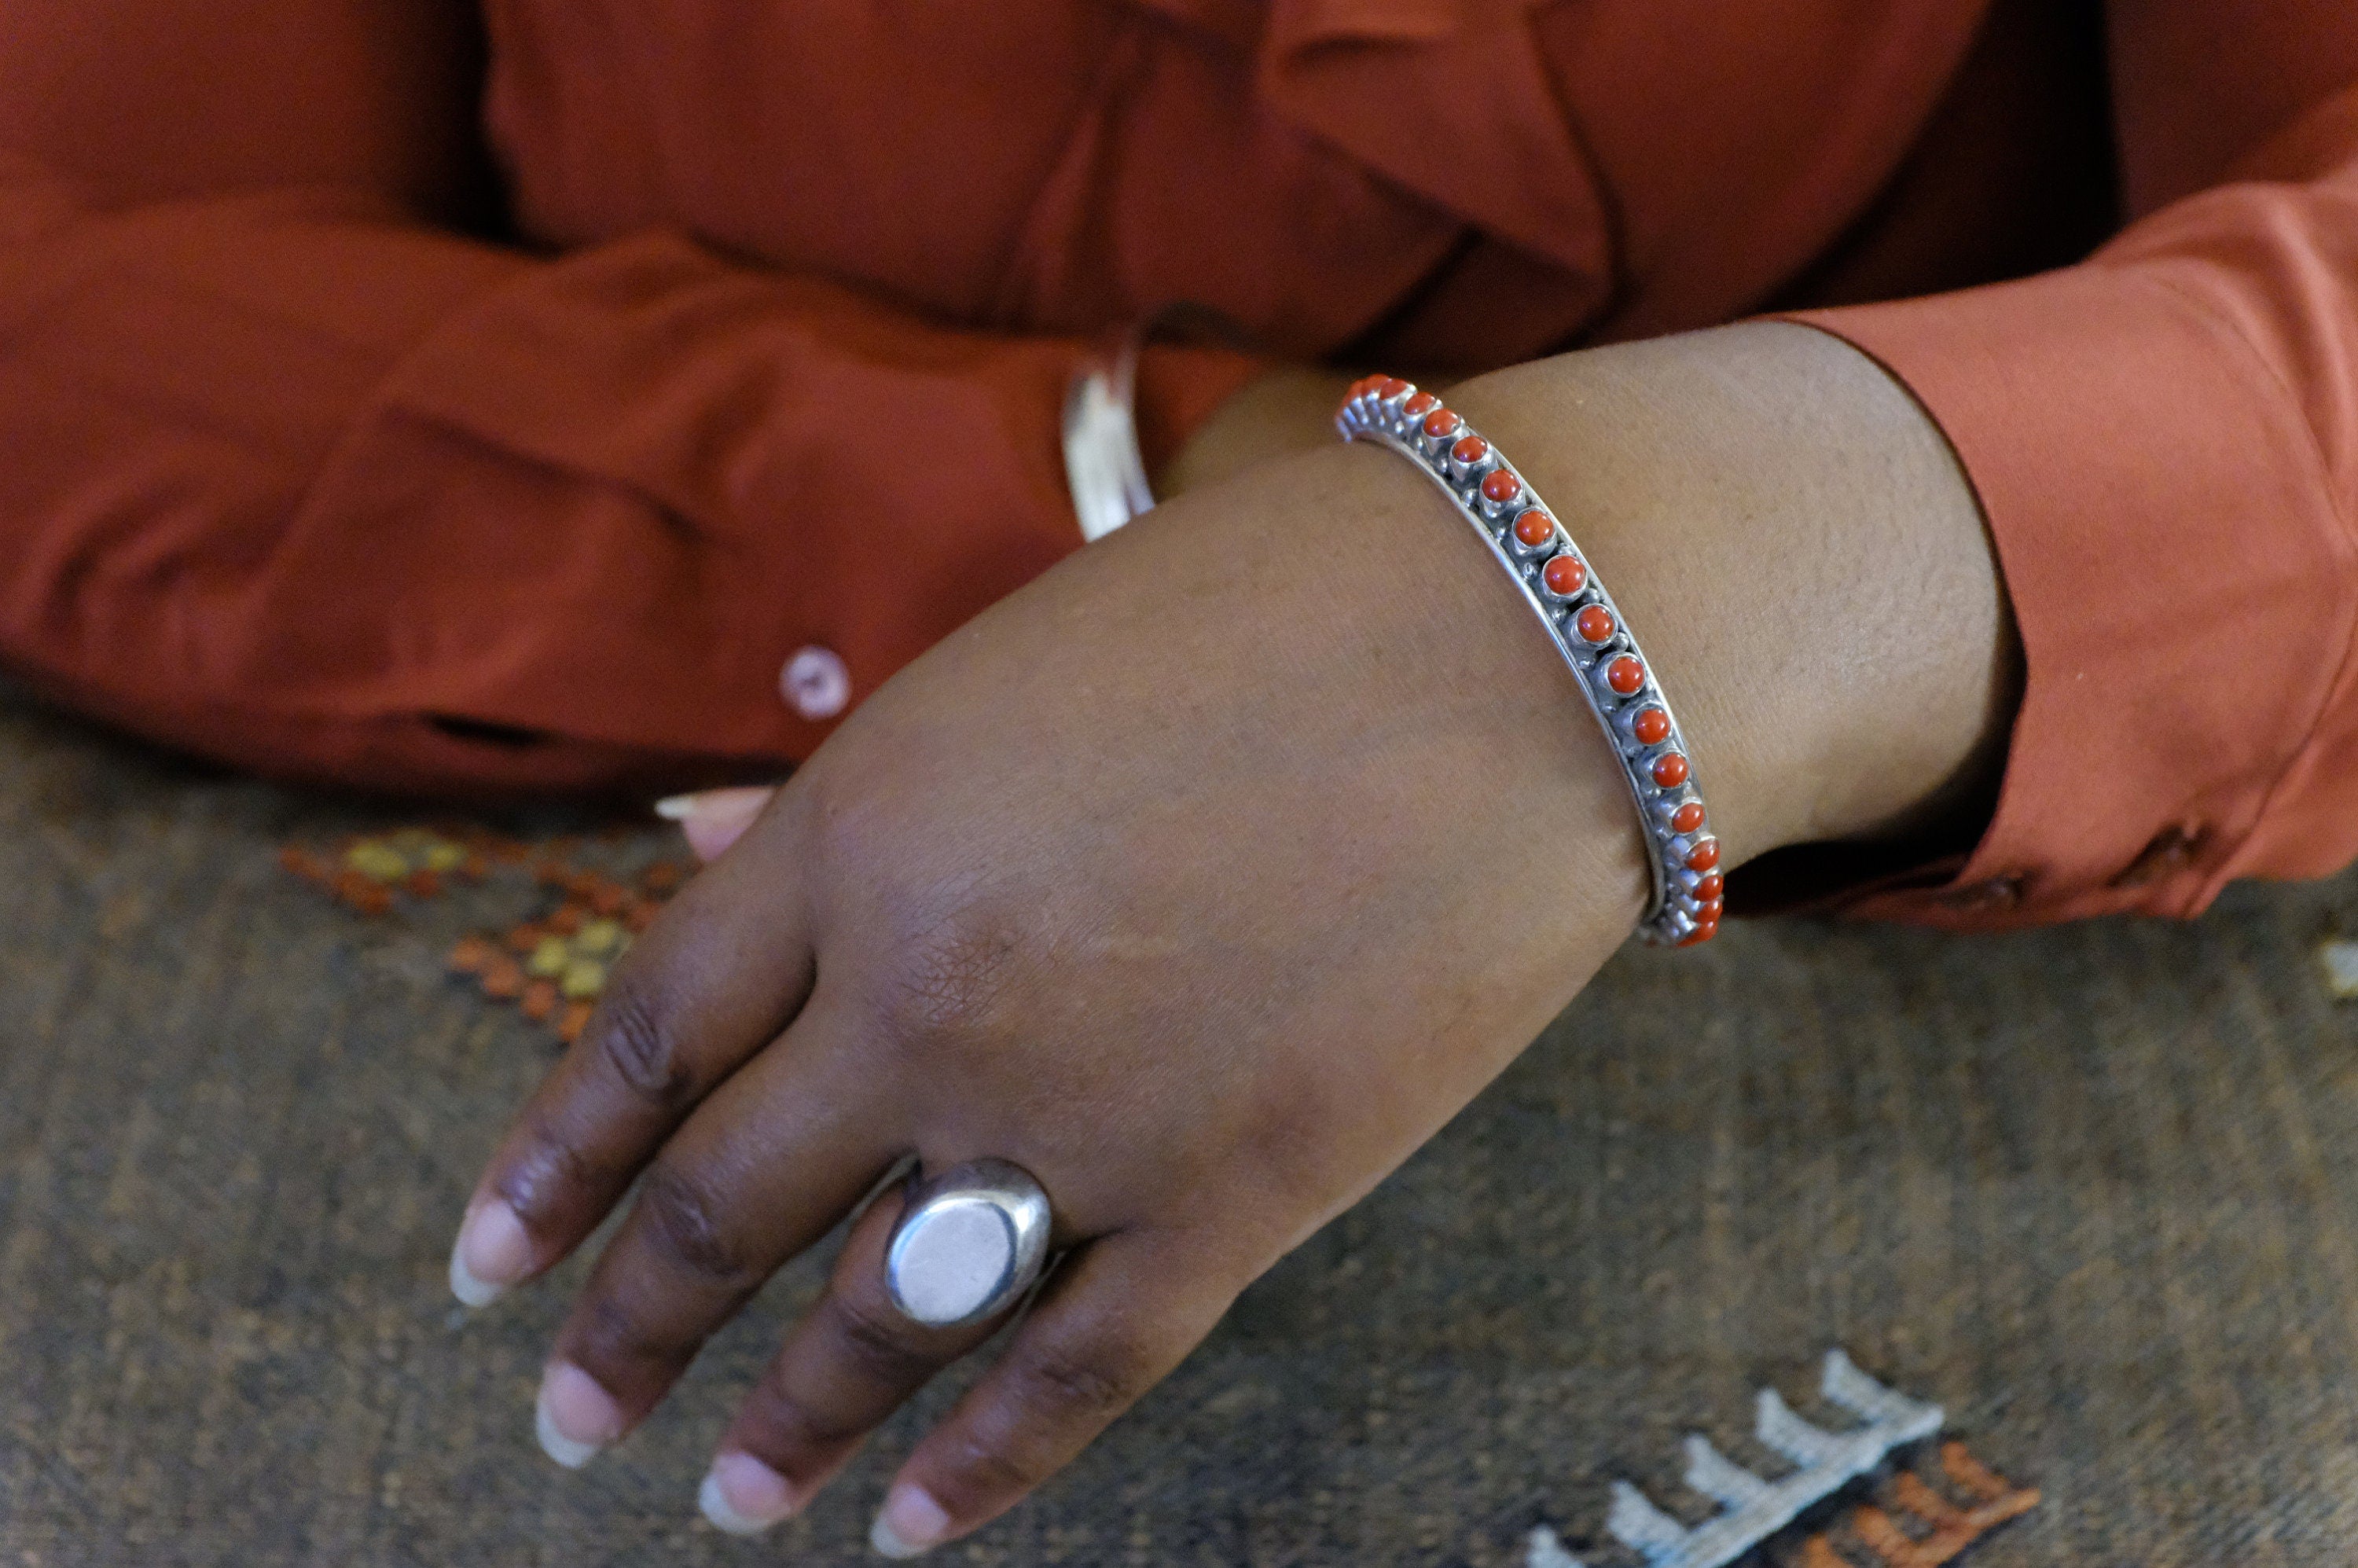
[1337,375,1725,947]
[1062,329,1155,542]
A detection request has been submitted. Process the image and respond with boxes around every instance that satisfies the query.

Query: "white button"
[780,646,850,720]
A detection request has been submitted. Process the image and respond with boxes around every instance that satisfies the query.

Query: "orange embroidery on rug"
[446,861,681,1041]
[1798,1444,2040,1568]
[285,824,687,1044]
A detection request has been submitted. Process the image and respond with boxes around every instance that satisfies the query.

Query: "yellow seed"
[527,936,571,978]
[345,842,410,883]
[573,918,625,955]
[422,840,468,873]
[560,959,608,1000]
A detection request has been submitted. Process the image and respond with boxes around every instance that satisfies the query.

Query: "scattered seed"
[520,980,559,1022]
[527,936,571,979]
[448,936,496,975]
[558,1002,594,1043]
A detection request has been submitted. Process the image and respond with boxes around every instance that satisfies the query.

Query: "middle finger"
[534,993,902,1467]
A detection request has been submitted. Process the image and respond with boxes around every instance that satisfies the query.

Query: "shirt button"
[1940,873,2025,913]
[2109,823,2206,888]
[780,646,850,720]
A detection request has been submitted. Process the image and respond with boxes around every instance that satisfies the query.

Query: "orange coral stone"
[1451,435,1490,466]
[1423,409,1462,439]
[1694,872,1725,901]
[1672,801,1706,834]
[1686,839,1722,872]
[1576,606,1616,644]
[1652,753,1691,788]
[1481,470,1522,505]
[1378,377,1412,399]
[1403,392,1440,417]
[1542,555,1587,596]
[1633,707,1671,746]
[1605,655,1645,695]
[1514,511,1555,547]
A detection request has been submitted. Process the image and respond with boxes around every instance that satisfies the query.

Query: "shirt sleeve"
[1786,64,2358,928]
[0,152,1264,797]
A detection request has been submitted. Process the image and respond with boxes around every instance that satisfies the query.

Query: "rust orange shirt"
[0,0,2354,928]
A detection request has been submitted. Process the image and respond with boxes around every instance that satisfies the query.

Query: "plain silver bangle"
[1062,329,1155,542]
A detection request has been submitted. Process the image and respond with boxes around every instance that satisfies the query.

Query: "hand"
[449,324,2013,1553]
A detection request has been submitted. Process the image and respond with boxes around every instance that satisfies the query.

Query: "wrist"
[1442,324,2019,868]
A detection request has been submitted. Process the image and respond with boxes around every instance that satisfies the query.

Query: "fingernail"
[653,787,775,861]
[449,1198,531,1308]
[869,1482,953,1559]
[535,1361,623,1469]
[699,1450,800,1536]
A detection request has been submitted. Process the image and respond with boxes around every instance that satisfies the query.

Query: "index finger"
[447,816,819,1306]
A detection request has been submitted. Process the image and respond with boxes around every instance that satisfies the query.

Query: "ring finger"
[534,996,900,1465]
[696,1177,1026,1534]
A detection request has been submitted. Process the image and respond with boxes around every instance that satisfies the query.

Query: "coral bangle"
[1339,376,1724,947]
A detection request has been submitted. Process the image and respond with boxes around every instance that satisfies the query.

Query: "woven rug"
[3,677,2356,1566]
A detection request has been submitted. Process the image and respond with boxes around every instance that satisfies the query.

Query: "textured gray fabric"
[3,679,2356,1566]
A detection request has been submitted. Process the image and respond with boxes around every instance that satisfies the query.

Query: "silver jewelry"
[883,1159,1054,1328]
[1337,376,1725,947]
[1062,329,1155,542]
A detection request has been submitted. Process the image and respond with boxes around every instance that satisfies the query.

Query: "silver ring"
[883,1159,1053,1329]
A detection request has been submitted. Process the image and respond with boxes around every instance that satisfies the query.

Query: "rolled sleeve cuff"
[1787,260,2358,928]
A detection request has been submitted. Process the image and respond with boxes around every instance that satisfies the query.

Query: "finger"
[534,996,901,1467]
[655,786,778,862]
[448,816,817,1308]
[869,1232,1234,1557]
[695,1181,1012,1534]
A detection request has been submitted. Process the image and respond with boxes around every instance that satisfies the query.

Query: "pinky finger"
[869,1232,1233,1558]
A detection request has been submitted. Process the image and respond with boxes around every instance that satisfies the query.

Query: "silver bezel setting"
[1338,380,1720,946]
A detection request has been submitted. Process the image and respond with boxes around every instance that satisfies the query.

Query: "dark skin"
[454,324,2017,1551]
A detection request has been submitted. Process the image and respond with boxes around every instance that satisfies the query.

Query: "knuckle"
[932,1426,1044,1500]
[634,1162,754,1287]
[589,975,698,1112]
[819,1288,940,1386]
[738,1376,865,1452]
[879,906,1033,1056]
[577,1289,676,1368]
[498,1106,605,1225]
[1005,1341,1141,1424]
